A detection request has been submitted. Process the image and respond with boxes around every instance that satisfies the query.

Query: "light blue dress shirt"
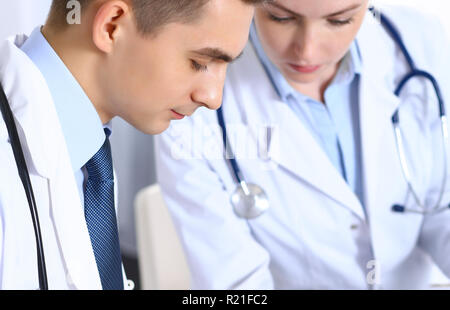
[250,24,364,206]
[21,27,109,205]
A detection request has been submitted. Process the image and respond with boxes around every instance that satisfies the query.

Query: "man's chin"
[132,119,171,136]
[153,122,172,135]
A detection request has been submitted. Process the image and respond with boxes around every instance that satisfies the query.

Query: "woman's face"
[254,0,369,88]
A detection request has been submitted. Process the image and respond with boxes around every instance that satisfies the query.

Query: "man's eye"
[328,18,354,26]
[268,13,295,23]
[191,60,208,72]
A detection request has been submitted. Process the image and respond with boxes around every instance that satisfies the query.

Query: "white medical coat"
[0,34,131,290]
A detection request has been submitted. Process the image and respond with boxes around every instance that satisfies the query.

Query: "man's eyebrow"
[192,48,244,63]
[268,2,363,18]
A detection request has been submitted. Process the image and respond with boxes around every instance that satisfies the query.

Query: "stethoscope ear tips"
[392,204,405,213]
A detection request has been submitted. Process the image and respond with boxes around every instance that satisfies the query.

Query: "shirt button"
[350,224,359,230]
[126,279,135,290]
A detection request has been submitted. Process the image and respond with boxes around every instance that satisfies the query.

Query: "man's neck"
[41,25,112,125]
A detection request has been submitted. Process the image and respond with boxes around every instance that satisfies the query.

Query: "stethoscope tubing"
[217,105,244,184]
[0,82,48,290]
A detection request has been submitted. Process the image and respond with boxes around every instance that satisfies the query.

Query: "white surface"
[135,184,191,290]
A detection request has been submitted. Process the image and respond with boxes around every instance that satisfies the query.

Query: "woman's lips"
[171,109,185,120]
[288,63,321,73]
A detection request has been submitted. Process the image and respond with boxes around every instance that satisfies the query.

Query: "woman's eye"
[268,13,295,23]
[328,18,354,26]
[191,60,208,72]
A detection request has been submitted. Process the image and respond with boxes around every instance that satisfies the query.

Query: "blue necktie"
[84,130,124,290]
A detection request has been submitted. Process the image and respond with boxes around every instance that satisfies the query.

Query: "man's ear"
[92,0,130,53]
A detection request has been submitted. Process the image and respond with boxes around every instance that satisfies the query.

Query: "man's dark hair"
[48,0,267,34]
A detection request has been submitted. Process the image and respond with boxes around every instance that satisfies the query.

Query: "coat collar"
[0,35,61,180]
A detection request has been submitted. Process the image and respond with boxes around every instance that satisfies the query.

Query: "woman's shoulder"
[375,3,446,41]
[367,3,448,72]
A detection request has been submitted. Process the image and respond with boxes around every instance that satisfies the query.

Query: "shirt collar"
[21,27,108,172]
[250,23,362,102]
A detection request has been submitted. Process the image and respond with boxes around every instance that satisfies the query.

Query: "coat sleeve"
[417,13,450,278]
[154,115,274,289]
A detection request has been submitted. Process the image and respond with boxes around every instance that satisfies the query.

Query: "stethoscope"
[217,8,450,220]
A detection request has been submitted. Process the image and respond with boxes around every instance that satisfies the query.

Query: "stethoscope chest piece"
[231,183,269,219]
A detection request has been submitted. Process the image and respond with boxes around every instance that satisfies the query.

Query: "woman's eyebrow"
[267,2,363,18]
[326,3,363,17]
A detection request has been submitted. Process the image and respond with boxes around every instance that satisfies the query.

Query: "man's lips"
[171,109,186,120]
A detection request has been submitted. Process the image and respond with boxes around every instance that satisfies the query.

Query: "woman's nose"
[293,25,317,63]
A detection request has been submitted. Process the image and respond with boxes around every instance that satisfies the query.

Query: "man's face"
[103,0,255,135]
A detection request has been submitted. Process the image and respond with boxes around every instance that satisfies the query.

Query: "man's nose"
[191,68,227,111]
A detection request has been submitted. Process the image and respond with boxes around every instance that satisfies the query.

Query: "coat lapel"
[356,11,403,221]
[268,99,366,219]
